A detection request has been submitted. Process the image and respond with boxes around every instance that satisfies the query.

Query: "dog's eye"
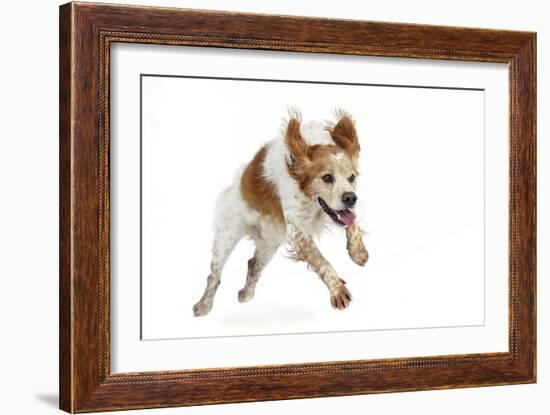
[348,174,356,183]
[322,174,334,184]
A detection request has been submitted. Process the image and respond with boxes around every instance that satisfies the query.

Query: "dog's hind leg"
[238,240,278,303]
[193,202,245,317]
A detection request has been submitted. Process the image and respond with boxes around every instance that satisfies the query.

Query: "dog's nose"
[342,192,357,208]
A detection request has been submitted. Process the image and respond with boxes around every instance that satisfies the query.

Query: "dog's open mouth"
[318,197,356,227]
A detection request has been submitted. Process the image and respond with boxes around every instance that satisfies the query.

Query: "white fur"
[300,120,333,146]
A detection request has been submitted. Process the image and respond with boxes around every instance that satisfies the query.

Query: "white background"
[111,44,510,372]
[0,0,546,414]
[141,73,488,339]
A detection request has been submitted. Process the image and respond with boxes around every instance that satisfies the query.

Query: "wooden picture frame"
[59,2,536,412]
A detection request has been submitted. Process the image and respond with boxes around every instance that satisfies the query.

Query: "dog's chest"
[285,200,327,237]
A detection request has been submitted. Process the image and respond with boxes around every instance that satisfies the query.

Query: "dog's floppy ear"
[327,109,360,161]
[284,113,309,164]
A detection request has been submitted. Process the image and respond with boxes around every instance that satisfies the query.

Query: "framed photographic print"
[59,2,536,412]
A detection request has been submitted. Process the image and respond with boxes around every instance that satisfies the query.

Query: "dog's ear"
[284,115,309,164]
[327,110,360,161]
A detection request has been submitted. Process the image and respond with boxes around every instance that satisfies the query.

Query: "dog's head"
[285,111,360,228]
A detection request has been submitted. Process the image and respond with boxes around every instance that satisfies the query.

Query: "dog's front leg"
[346,224,369,266]
[290,228,352,310]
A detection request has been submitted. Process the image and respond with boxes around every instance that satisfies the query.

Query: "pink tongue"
[338,210,356,227]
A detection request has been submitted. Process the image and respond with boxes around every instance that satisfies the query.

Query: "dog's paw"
[330,282,352,310]
[193,300,213,317]
[238,288,254,303]
[349,245,369,267]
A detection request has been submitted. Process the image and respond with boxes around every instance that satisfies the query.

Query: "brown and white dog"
[193,110,368,317]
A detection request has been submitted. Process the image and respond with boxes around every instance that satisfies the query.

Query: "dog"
[193,110,368,317]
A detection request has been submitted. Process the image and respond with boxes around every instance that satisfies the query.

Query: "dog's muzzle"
[318,197,356,227]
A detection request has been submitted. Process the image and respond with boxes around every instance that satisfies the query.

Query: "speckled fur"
[346,225,369,266]
[193,111,368,317]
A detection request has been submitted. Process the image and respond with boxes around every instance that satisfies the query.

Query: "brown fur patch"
[284,117,309,162]
[241,145,285,224]
[297,145,340,197]
[327,112,360,162]
[287,143,348,198]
